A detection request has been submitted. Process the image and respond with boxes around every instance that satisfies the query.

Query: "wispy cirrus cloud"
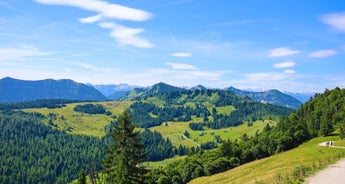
[308,49,338,58]
[121,68,230,87]
[320,12,345,33]
[33,0,152,22]
[171,52,192,57]
[246,72,292,82]
[284,69,295,74]
[79,14,104,24]
[74,62,118,73]
[0,47,54,61]
[268,47,300,57]
[34,0,154,48]
[166,62,197,70]
[273,61,296,69]
[99,22,154,48]
[212,19,255,27]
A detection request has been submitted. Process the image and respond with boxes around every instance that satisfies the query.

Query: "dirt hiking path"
[304,141,345,184]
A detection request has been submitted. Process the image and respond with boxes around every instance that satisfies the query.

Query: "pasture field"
[150,120,276,148]
[24,101,132,137]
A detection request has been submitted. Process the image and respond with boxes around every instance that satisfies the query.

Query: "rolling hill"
[121,82,186,100]
[147,87,345,184]
[121,83,302,110]
[0,77,107,103]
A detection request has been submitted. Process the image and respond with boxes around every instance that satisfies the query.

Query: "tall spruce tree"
[103,111,148,184]
[77,169,86,184]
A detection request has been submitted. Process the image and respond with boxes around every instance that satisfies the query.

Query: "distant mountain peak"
[148,82,186,94]
[226,86,302,109]
[120,82,186,100]
[191,84,207,90]
[92,83,139,98]
[0,77,107,103]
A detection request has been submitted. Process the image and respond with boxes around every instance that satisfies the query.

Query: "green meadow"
[24,101,132,137]
[24,100,275,149]
[150,120,276,148]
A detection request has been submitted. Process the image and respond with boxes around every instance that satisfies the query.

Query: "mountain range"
[91,84,139,100]
[0,77,309,109]
[0,77,107,103]
[119,83,302,109]
[226,87,303,109]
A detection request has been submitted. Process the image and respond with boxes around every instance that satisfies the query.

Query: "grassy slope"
[24,101,132,137]
[150,120,276,148]
[23,99,276,149]
[190,136,345,184]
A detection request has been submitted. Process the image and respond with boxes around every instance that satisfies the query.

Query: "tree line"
[0,99,82,110]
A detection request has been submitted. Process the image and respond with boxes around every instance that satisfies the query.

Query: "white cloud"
[99,22,154,48]
[0,47,54,60]
[308,49,338,58]
[284,69,295,74]
[268,47,300,57]
[273,61,296,69]
[122,68,229,86]
[171,52,192,57]
[34,0,152,22]
[79,14,103,24]
[74,62,118,73]
[166,62,197,70]
[321,12,345,33]
[246,72,290,82]
[34,0,154,48]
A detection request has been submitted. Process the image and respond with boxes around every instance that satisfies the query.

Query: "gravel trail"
[304,142,345,184]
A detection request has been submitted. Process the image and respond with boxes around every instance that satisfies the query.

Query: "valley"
[1,79,344,184]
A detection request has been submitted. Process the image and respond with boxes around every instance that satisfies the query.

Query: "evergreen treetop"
[103,111,148,184]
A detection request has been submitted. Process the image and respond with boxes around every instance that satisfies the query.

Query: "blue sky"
[0,0,344,92]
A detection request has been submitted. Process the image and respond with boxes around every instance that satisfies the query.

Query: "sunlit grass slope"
[151,120,276,148]
[24,101,132,137]
[190,136,345,184]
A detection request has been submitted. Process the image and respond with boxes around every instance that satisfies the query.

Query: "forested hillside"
[0,110,187,183]
[129,89,292,129]
[150,87,345,183]
[0,111,106,184]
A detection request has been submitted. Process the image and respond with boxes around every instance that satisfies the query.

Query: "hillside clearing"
[24,101,132,137]
[150,120,276,148]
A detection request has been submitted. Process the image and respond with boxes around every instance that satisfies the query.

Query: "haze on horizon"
[0,0,344,92]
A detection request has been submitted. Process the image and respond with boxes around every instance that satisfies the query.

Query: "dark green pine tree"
[103,111,148,184]
[77,169,86,184]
